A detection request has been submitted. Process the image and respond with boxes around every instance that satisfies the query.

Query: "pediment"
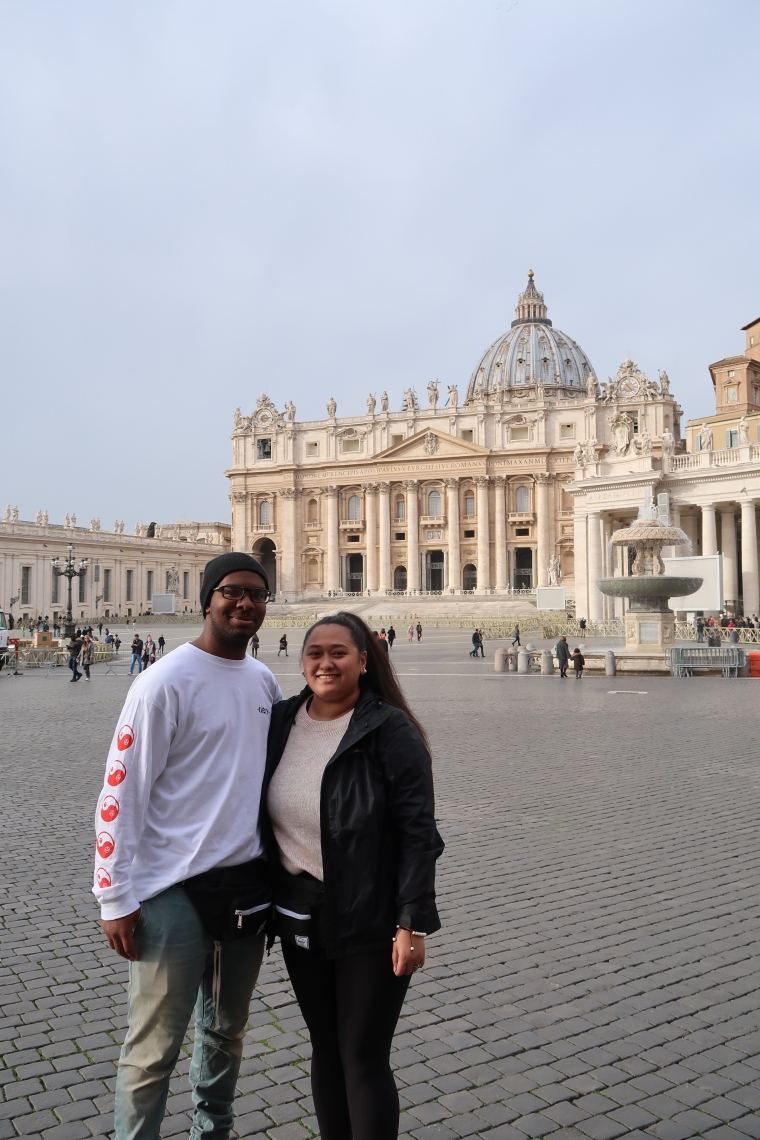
[376,429,489,461]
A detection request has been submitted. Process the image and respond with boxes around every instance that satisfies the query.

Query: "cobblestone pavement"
[2,629,760,1140]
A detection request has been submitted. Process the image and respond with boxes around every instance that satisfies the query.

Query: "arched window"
[259,501,271,525]
[394,566,407,590]
[307,499,318,526]
[464,493,475,516]
[347,495,361,521]
[427,490,441,516]
[395,498,406,520]
[515,486,530,513]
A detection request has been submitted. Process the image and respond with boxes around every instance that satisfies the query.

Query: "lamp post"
[51,544,89,639]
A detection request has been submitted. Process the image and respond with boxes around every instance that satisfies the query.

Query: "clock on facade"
[617,376,639,397]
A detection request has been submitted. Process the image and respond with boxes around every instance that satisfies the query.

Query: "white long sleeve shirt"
[93,642,282,921]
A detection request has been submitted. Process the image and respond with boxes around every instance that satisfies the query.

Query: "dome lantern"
[512,269,550,327]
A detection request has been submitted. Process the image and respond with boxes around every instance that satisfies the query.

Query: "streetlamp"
[52,544,89,639]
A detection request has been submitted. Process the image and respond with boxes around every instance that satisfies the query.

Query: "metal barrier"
[668,647,746,678]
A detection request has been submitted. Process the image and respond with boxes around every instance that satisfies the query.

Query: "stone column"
[377,483,391,592]
[476,476,490,592]
[231,491,248,552]
[587,511,603,621]
[323,486,340,592]
[364,483,378,592]
[573,513,588,619]
[741,499,759,615]
[701,504,718,556]
[277,488,299,597]
[535,473,553,588]
[493,476,507,591]
[446,478,461,592]
[405,481,420,592]
[719,508,738,608]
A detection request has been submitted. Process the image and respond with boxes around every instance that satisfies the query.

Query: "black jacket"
[261,686,444,958]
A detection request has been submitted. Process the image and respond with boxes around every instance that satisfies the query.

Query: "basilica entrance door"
[425,550,444,592]
[346,553,364,593]
[514,547,533,589]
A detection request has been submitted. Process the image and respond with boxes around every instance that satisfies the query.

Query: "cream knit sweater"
[267,703,353,881]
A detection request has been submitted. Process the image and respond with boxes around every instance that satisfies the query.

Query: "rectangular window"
[146,570,153,599]
[726,429,739,449]
[460,429,474,442]
[257,438,272,459]
[93,564,100,583]
[79,572,86,604]
[126,569,134,601]
[559,423,575,439]
[464,494,475,516]
[347,534,360,542]
[390,434,404,447]
[395,500,405,519]
[183,572,189,600]
[343,438,360,453]
[395,532,405,541]
[511,426,529,441]
[51,567,59,605]
[21,566,31,605]
[306,442,319,456]
[728,369,735,377]
[464,529,475,538]
[103,568,111,603]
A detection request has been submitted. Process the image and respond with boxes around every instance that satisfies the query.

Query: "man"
[278,633,288,656]
[130,634,144,674]
[387,624,396,648]
[556,634,571,678]
[157,634,165,656]
[477,628,485,657]
[67,631,83,682]
[511,624,521,647]
[469,629,479,657]
[94,552,280,1140]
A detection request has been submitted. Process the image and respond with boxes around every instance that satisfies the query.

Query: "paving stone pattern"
[2,628,760,1140]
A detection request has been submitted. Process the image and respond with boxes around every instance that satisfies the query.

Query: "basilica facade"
[227,274,682,598]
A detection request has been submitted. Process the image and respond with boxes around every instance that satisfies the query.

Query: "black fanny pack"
[274,869,325,951]
[182,858,271,942]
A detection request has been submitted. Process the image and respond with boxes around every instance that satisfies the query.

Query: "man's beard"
[208,611,255,649]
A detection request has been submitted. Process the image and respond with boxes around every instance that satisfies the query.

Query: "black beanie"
[200,552,269,615]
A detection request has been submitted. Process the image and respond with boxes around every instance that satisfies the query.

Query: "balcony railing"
[339,519,365,530]
[253,524,276,533]
[508,512,535,523]
[420,515,446,526]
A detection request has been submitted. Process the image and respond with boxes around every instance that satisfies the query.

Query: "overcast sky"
[1,0,758,527]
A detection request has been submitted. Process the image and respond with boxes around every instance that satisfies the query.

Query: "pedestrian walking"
[94,552,278,1140]
[67,632,83,683]
[408,623,414,642]
[469,629,479,657]
[477,628,485,657]
[278,633,289,657]
[387,624,396,648]
[157,634,165,656]
[129,635,144,674]
[377,629,390,653]
[114,635,121,655]
[263,612,443,1140]
[555,635,571,678]
[81,633,94,682]
[511,624,521,647]
[250,631,260,658]
[98,621,103,636]
[141,645,150,671]
[416,622,422,641]
[572,647,585,679]
[579,617,587,634]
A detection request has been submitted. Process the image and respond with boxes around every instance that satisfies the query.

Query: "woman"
[262,612,443,1140]
[81,633,94,682]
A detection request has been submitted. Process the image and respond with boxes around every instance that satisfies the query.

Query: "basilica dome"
[465,272,595,402]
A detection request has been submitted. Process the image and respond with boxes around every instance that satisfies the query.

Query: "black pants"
[559,663,568,677]
[282,944,409,1140]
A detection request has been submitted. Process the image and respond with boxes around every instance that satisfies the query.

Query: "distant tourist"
[696,617,705,643]
[469,629,480,657]
[67,632,83,683]
[416,622,423,641]
[278,633,289,657]
[81,634,94,682]
[250,631,260,658]
[98,621,103,636]
[511,624,521,647]
[579,617,587,634]
[408,623,414,642]
[572,647,585,679]
[387,624,396,648]
[555,635,571,679]
[129,635,143,674]
[157,634,165,655]
[378,629,389,653]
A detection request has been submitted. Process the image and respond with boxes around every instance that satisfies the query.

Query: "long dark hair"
[301,611,430,753]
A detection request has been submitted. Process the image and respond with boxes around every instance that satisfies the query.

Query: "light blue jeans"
[129,653,142,674]
[114,885,264,1140]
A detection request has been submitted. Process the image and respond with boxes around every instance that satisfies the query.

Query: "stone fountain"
[598,497,703,655]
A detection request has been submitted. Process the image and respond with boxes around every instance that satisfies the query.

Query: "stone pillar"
[231,491,248,552]
[405,481,420,592]
[446,478,461,592]
[741,499,759,615]
[476,476,490,592]
[719,508,738,608]
[535,473,553,588]
[573,513,588,620]
[377,483,391,592]
[587,511,603,621]
[493,476,507,591]
[277,488,299,597]
[701,504,718,556]
[323,486,339,592]
[364,483,378,592]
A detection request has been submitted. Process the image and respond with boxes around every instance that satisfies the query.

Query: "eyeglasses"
[212,585,270,604]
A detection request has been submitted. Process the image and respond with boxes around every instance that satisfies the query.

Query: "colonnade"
[282,474,561,595]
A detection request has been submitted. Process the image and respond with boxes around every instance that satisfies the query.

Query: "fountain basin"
[598,575,703,612]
